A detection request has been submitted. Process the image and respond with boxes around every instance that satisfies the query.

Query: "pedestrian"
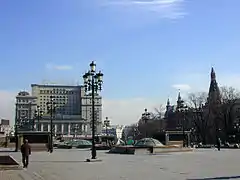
[20,139,31,168]
[217,138,221,151]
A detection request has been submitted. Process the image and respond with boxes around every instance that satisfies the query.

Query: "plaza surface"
[1,149,240,180]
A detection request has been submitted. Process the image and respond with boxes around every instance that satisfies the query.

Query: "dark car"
[73,140,92,149]
[57,142,72,149]
[53,140,64,147]
[134,138,164,148]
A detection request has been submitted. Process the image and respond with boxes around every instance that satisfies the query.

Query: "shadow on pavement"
[187,175,240,180]
[31,160,87,163]
[0,151,15,153]
[0,148,15,153]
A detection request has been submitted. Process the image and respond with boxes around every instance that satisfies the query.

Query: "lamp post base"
[86,158,102,162]
[91,150,97,159]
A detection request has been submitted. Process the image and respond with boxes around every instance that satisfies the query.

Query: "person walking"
[217,138,221,151]
[20,139,31,168]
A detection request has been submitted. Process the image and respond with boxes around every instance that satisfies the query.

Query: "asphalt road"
[2,148,240,180]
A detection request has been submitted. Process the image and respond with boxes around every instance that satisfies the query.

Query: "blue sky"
[1,0,240,124]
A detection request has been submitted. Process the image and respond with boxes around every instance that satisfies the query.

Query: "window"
[135,140,144,146]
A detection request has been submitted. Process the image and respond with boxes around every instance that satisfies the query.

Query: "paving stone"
[0,170,33,180]
[2,149,240,180]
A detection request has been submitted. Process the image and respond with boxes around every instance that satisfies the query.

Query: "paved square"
[2,149,240,180]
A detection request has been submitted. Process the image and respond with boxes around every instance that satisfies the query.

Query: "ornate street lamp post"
[14,118,23,152]
[104,117,110,136]
[234,123,240,143]
[71,124,81,139]
[190,128,195,145]
[26,101,33,131]
[194,105,204,144]
[142,108,150,138]
[34,106,43,131]
[83,61,103,160]
[177,105,188,147]
[133,126,139,143]
[14,116,28,152]
[46,96,57,153]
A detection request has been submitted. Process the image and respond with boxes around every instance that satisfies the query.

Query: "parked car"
[53,140,64,147]
[57,142,72,149]
[233,144,239,148]
[72,140,92,149]
[53,141,60,147]
[95,143,111,150]
[134,138,164,148]
[108,146,135,154]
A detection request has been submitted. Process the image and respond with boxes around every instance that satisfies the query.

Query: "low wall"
[152,147,193,154]
[28,143,48,152]
[0,155,21,170]
[0,155,19,165]
[7,143,48,152]
[0,137,7,147]
[135,146,193,154]
[167,141,183,147]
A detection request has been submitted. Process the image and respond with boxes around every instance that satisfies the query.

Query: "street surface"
[1,148,240,180]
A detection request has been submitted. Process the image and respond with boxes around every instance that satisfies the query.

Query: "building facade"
[0,119,11,136]
[15,91,37,131]
[81,94,102,135]
[15,84,103,136]
[102,125,124,139]
[164,67,226,143]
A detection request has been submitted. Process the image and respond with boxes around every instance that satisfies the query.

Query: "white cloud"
[171,72,240,98]
[167,69,240,104]
[101,0,186,19]
[0,91,16,125]
[46,63,73,70]
[172,84,191,91]
[102,98,165,125]
[218,74,240,90]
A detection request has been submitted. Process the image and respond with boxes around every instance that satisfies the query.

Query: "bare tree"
[135,104,166,138]
[187,86,240,143]
[137,119,165,138]
[187,92,208,144]
[187,92,208,108]
[220,86,240,104]
[153,104,165,119]
[218,86,240,139]
[122,124,140,141]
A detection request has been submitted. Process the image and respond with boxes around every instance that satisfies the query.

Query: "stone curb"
[152,148,194,154]
[0,155,22,170]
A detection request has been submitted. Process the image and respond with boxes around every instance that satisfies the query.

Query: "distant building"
[0,119,11,136]
[31,84,83,115]
[15,91,37,131]
[14,84,103,136]
[102,125,124,139]
[81,94,102,136]
[164,91,186,130]
[164,67,226,143]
